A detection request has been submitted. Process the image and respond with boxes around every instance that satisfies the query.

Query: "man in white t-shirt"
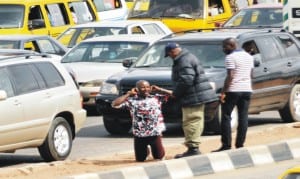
[213,37,254,152]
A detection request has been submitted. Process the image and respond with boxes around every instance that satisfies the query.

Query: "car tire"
[103,115,132,135]
[279,84,300,122]
[205,105,238,134]
[38,117,72,162]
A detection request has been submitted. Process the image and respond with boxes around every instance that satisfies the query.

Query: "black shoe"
[174,147,200,159]
[212,146,231,152]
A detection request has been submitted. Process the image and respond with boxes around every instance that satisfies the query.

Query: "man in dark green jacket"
[165,42,218,158]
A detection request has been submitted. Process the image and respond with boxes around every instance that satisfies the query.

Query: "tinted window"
[0,67,14,97]
[276,35,300,58]
[8,64,40,95]
[135,42,225,68]
[35,62,65,88]
[256,37,281,62]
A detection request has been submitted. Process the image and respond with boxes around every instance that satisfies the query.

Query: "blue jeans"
[221,92,252,148]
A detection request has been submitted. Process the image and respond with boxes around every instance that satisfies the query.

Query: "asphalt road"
[0,111,283,168]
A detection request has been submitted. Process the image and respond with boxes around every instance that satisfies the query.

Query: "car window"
[8,64,40,95]
[143,23,164,34]
[69,1,95,23]
[131,26,144,34]
[29,5,46,29]
[93,0,123,12]
[242,40,262,64]
[256,36,282,62]
[46,4,69,27]
[0,40,20,49]
[276,34,300,58]
[0,5,24,28]
[0,67,14,97]
[35,62,65,88]
[36,39,57,54]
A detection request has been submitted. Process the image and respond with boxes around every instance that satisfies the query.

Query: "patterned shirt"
[225,49,254,92]
[121,94,169,137]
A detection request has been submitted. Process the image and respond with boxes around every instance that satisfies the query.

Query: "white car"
[57,20,173,48]
[61,34,165,111]
[0,55,86,162]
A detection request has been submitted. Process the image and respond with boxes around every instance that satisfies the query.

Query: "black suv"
[96,29,300,135]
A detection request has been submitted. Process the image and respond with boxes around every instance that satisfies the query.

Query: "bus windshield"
[128,0,204,19]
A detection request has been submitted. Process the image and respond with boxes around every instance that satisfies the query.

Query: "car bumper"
[74,109,87,133]
[80,86,100,106]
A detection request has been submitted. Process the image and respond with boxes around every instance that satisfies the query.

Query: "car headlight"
[80,80,104,87]
[100,82,118,95]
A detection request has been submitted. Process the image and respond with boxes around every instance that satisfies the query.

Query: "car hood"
[108,67,226,87]
[62,62,125,82]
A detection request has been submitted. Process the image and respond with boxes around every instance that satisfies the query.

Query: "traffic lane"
[0,111,282,168]
[194,158,300,179]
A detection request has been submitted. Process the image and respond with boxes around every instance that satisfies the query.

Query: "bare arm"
[112,88,137,107]
[151,85,173,96]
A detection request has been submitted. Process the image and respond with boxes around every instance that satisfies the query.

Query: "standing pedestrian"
[164,42,218,158]
[213,37,254,152]
[111,80,172,162]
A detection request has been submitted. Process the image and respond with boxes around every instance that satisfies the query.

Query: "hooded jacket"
[171,49,218,106]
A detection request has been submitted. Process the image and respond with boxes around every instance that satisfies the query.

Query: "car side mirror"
[28,19,46,29]
[0,90,7,101]
[122,57,137,68]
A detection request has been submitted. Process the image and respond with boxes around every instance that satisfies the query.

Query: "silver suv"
[0,55,86,161]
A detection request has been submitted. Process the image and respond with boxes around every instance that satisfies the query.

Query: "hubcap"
[293,87,300,118]
[53,125,70,155]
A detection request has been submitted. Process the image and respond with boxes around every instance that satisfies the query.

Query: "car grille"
[120,84,173,95]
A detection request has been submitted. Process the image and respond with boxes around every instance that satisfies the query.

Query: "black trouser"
[134,135,165,162]
[221,92,252,148]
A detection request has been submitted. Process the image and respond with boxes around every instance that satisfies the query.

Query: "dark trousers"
[134,135,165,162]
[221,92,251,148]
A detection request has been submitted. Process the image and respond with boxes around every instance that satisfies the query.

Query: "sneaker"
[174,147,200,159]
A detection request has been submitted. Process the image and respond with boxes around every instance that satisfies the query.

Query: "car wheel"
[279,84,300,122]
[205,105,238,134]
[38,117,72,162]
[103,115,132,135]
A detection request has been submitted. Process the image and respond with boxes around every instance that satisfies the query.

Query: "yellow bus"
[128,0,233,33]
[0,0,99,38]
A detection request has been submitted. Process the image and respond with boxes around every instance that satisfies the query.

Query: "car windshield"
[57,27,126,48]
[223,7,283,28]
[134,42,225,68]
[129,0,203,19]
[61,41,149,63]
[0,5,24,28]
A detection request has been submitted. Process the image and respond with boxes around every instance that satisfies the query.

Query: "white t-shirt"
[225,49,254,92]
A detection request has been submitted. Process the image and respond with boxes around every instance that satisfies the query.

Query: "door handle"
[263,67,268,72]
[287,62,292,67]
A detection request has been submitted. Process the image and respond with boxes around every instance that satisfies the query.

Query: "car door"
[0,67,25,146]
[243,36,293,113]
[6,63,53,143]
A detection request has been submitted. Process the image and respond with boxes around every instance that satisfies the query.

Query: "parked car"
[221,3,283,28]
[61,34,165,111]
[96,29,300,135]
[0,54,86,161]
[57,20,173,48]
[0,35,68,57]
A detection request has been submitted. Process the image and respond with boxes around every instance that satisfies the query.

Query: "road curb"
[65,138,300,179]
